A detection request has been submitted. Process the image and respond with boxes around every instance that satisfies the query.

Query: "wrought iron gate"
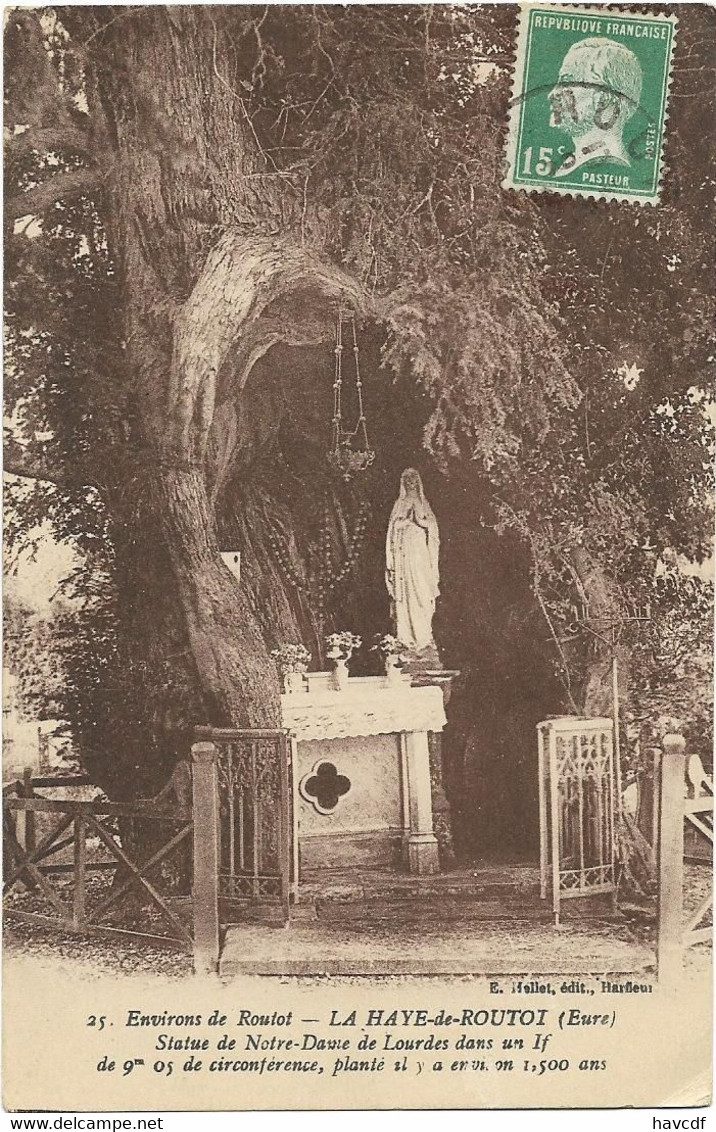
[194,727,292,924]
[537,717,617,922]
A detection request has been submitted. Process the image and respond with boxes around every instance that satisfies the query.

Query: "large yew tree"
[5,6,713,852]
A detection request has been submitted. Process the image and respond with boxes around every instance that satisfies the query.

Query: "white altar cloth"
[280,683,446,742]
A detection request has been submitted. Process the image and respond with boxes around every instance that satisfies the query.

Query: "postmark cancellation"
[503,5,677,204]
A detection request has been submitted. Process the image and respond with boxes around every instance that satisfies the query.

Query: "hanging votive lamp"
[326,308,375,480]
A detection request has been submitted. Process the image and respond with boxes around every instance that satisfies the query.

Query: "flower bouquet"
[372,633,408,681]
[270,643,311,693]
[325,631,362,690]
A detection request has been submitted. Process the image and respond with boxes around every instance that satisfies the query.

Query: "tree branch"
[3,459,101,492]
[6,167,102,222]
[6,125,95,163]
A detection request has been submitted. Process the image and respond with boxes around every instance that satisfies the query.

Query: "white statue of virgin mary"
[385,468,440,655]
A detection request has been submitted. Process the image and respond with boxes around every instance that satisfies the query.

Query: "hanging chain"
[330,307,343,459]
[327,305,375,479]
[351,313,371,452]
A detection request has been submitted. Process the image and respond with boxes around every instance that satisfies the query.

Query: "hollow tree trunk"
[85,8,370,800]
[151,465,278,728]
[220,484,320,655]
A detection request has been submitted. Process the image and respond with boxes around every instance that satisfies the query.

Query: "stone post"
[657,733,686,990]
[405,730,440,874]
[192,741,220,976]
[408,670,459,867]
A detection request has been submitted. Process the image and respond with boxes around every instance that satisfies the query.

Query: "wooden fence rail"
[4,739,288,976]
[657,733,713,987]
[4,793,194,952]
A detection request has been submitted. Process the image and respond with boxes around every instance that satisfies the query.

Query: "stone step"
[297,875,542,905]
[219,919,653,977]
[224,892,621,928]
[219,867,545,907]
[313,896,552,923]
[315,896,617,923]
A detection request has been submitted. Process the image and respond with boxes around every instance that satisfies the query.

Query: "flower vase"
[384,657,401,686]
[332,658,349,692]
[284,670,306,694]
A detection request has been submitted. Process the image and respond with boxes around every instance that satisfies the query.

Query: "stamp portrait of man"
[548,37,643,174]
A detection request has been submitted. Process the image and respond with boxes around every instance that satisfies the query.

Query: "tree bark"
[568,546,655,894]
[568,545,630,716]
[75,8,373,790]
[151,465,278,728]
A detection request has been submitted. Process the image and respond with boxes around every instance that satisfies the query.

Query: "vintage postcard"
[3,1,713,1118]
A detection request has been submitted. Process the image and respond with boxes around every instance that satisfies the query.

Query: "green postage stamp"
[503,5,677,204]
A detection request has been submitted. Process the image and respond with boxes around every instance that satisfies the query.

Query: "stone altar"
[281,671,446,882]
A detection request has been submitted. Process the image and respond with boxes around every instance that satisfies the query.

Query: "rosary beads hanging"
[314,496,372,627]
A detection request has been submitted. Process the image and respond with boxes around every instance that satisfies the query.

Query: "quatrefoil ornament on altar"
[299,761,351,815]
